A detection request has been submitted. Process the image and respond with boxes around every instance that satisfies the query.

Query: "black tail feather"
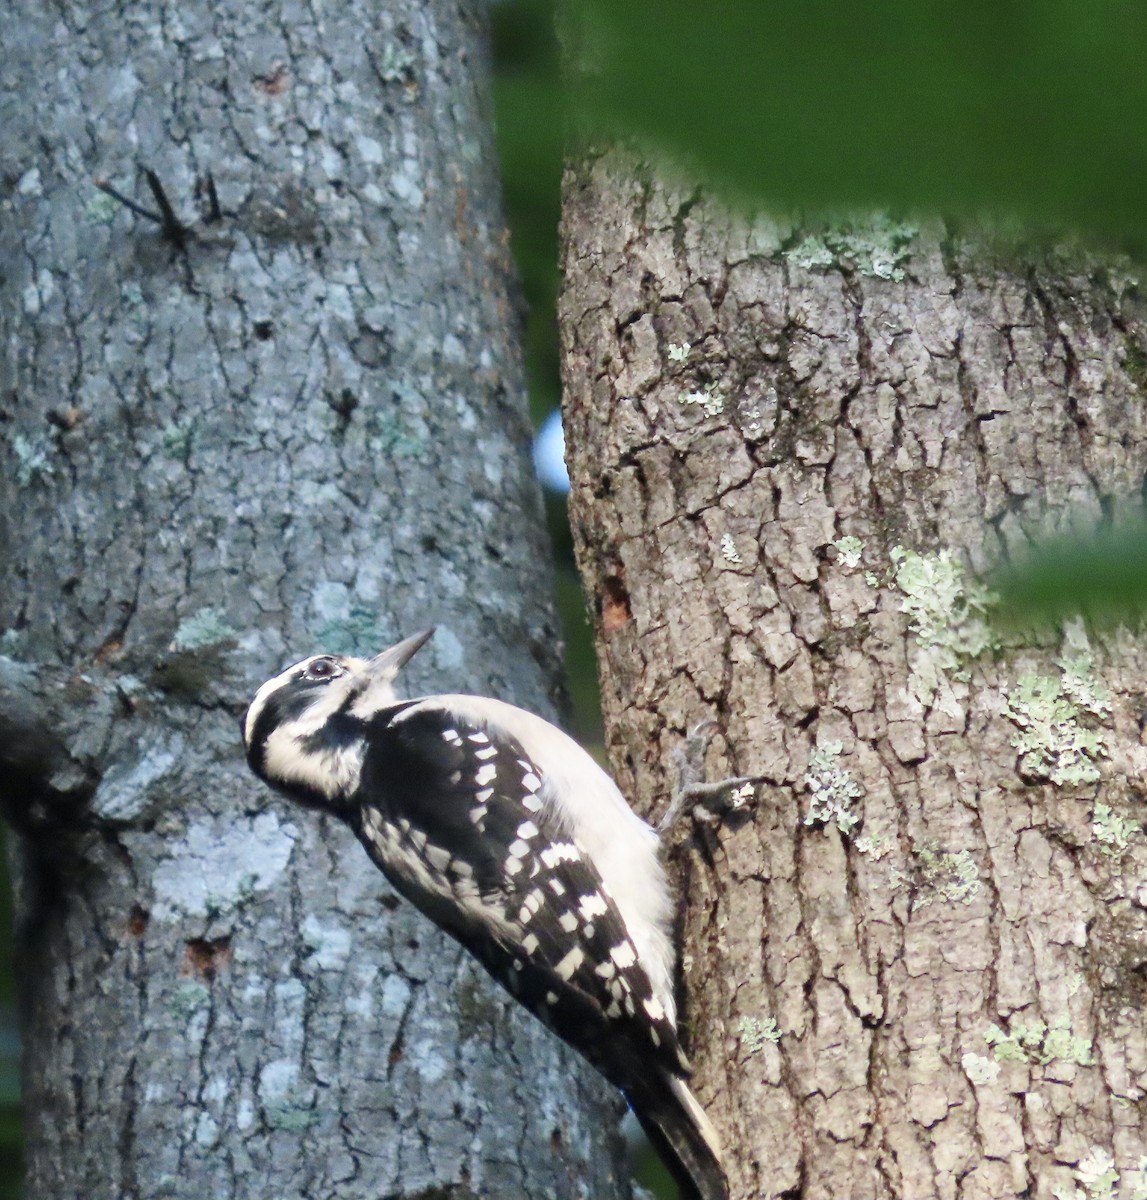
[628,1072,727,1200]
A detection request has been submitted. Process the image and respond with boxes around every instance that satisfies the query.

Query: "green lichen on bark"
[1092,803,1140,855]
[784,214,919,280]
[1005,627,1111,786]
[984,1014,1093,1067]
[913,846,980,905]
[803,740,862,835]
[737,1015,781,1054]
[890,546,997,700]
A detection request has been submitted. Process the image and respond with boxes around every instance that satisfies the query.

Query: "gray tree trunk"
[0,6,627,1199]
[560,151,1147,1200]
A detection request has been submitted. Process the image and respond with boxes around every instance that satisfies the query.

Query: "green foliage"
[491,0,564,422]
[574,0,1147,246]
[493,0,604,747]
[992,518,1147,628]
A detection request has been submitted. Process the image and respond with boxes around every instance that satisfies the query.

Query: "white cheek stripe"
[263,727,365,798]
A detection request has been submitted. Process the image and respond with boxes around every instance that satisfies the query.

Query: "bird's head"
[242,628,435,806]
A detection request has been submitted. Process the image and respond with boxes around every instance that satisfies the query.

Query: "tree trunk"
[0,6,627,1198]
[560,151,1147,1200]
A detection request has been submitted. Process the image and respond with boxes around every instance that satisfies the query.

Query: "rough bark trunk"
[560,151,1147,1200]
[0,7,627,1199]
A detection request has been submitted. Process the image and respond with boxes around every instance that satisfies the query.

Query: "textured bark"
[560,152,1147,1200]
[0,7,628,1199]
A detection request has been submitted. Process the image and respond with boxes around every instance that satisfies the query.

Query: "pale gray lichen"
[1058,620,1113,719]
[985,1014,1093,1067]
[891,547,997,703]
[856,833,892,860]
[833,535,864,569]
[738,384,777,442]
[378,42,417,83]
[371,419,426,459]
[195,1110,220,1149]
[301,914,353,971]
[720,533,743,565]
[1005,673,1108,785]
[368,398,428,458]
[667,342,691,362]
[681,382,725,417]
[13,434,54,486]
[737,1015,781,1053]
[1042,1018,1096,1066]
[22,268,55,316]
[171,608,237,652]
[960,1051,1000,1086]
[152,813,298,921]
[984,1021,1030,1063]
[162,421,194,459]
[265,1102,317,1132]
[1077,1149,1119,1199]
[86,190,120,223]
[314,608,383,656]
[260,1058,318,1132]
[785,234,836,272]
[1092,802,1140,856]
[915,846,980,906]
[1005,619,1110,785]
[169,982,210,1020]
[785,215,918,280]
[889,844,980,906]
[740,403,764,438]
[1053,1147,1120,1200]
[804,740,862,836]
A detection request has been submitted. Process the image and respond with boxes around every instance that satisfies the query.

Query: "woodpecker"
[242,628,727,1200]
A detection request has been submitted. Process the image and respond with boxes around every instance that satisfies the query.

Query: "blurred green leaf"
[565,0,1147,246]
[992,518,1147,627]
[491,0,565,422]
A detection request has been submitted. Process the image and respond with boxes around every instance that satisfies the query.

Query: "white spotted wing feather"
[352,698,686,1078]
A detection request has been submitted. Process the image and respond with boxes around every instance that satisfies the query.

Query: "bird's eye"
[303,657,343,683]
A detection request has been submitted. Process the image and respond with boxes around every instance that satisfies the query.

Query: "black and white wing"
[350,700,687,1082]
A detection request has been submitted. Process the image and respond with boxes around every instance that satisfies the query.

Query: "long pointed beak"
[367,627,435,680]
